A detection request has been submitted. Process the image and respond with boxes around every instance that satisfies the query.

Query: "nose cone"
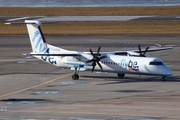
[163,66,173,76]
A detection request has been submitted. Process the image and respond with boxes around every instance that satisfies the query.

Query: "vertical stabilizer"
[25,20,48,53]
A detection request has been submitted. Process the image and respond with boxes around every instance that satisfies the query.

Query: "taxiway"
[0,35,180,120]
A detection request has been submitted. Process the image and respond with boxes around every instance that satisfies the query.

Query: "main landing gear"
[72,73,79,80]
[117,73,125,78]
[72,67,80,80]
[161,76,166,81]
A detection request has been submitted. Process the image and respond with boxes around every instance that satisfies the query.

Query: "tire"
[72,74,79,80]
[117,73,125,78]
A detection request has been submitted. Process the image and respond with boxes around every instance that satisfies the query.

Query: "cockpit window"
[149,61,164,65]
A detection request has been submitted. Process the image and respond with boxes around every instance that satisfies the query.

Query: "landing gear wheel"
[161,76,166,82]
[117,73,125,78]
[72,74,79,80]
[72,67,80,80]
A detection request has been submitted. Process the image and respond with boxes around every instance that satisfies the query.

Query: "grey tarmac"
[0,35,180,120]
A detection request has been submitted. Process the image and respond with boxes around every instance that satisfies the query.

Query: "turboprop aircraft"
[6,20,173,81]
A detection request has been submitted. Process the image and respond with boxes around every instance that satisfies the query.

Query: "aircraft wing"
[30,47,173,57]
[130,46,173,53]
[114,46,173,56]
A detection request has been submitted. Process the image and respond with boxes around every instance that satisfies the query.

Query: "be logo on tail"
[32,30,47,53]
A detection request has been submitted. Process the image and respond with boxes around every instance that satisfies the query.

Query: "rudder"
[25,20,48,53]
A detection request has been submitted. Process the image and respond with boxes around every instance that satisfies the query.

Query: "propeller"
[86,46,106,72]
[138,44,149,57]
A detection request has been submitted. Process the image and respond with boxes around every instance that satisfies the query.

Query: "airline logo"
[41,48,57,65]
[32,30,47,53]
[128,60,139,72]
[120,59,139,72]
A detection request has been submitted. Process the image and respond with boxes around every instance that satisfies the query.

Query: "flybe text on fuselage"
[120,59,139,72]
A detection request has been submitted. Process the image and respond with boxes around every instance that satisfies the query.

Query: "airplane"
[6,20,173,81]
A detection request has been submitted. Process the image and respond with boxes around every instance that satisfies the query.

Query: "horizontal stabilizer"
[30,53,81,56]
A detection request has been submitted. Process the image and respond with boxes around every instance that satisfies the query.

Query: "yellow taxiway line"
[0,73,73,99]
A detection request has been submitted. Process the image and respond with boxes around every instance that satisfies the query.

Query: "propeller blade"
[87,47,105,72]
[97,46,101,56]
[86,59,94,63]
[97,61,103,70]
[91,64,95,72]
[142,46,150,56]
[138,44,141,52]
[89,49,95,57]
[138,44,143,56]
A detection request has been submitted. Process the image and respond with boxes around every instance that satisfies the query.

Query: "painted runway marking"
[0,106,8,111]
[7,101,37,105]
[34,91,63,95]
[0,73,73,99]
[61,81,90,85]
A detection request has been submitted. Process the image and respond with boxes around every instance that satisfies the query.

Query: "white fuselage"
[34,52,172,77]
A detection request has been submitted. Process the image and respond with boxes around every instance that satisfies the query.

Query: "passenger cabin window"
[149,61,163,65]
